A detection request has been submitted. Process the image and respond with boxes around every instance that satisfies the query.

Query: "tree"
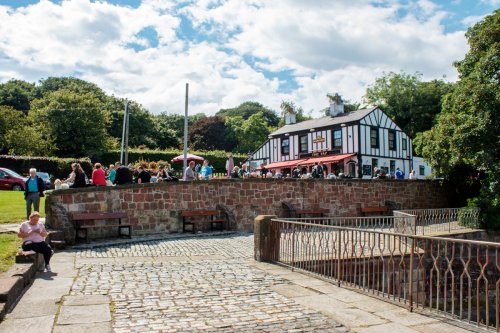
[188,116,234,151]
[0,79,39,113]
[239,112,272,153]
[30,90,114,157]
[415,10,499,227]
[0,105,50,155]
[106,98,158,149]
[364,72,453,138]
[217,101,280,127]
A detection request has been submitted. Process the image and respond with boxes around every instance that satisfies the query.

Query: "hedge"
[0,155,93,179]
[91,149,246,174]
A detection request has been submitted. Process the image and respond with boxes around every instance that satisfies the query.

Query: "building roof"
[270,106,378,136]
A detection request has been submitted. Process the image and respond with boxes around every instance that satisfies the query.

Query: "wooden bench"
[360,207,389,216]
[71,212,131,243]
[181,210,225,233]
[295,208,329,218]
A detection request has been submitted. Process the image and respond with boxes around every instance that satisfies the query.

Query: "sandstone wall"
[45,179,451,244]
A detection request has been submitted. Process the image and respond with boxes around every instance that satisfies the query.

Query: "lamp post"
[120,100,129,165]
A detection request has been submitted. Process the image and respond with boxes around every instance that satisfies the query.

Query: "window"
[299,135,308,153]
[402,138,407,151]
[332,129,342,149]
[419,165,425,176]
[370,127,379,148]
[388,130,396,150]
[390,160,396,175]
[0,171,5,178]
[281,138,290,155]
[372,158,378,175]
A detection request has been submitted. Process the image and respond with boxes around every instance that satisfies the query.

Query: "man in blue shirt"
[395,167,405,180]
[24,168,45,219]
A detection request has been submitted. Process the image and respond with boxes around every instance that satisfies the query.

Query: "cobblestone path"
[72,234,348,332]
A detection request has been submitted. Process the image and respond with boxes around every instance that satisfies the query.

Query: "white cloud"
[0,0,469,117]
[462,14,487,27]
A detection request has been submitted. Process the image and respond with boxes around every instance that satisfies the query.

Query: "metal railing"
[395,208,481,235]
[266,218,499,331]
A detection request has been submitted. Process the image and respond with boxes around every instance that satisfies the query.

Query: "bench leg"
[85,229,89,243]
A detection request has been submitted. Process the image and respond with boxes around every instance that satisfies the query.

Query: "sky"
[0,0,498,117]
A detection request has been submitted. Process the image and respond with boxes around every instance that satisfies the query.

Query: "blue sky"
[0,0,497,116]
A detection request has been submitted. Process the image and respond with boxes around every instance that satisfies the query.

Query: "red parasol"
[171,153,205,163]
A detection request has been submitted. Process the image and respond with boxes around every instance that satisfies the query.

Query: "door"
[0,170,8,189]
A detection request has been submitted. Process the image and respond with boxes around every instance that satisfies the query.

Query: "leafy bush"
[91,149,246,174]
[0,155,92,179]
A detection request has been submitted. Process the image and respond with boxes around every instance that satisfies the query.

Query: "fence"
[395,208,481,235]
[263,218,499,331]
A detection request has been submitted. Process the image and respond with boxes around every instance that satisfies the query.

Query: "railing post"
[254,215,278,262]
[291,224,295,271]
[409,237,414,312]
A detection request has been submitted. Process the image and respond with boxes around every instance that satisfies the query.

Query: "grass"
[0,191,45,224]
[0,233,21,273]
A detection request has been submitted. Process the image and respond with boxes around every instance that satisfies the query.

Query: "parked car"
[0,167,26,191]
[33,172,52,190]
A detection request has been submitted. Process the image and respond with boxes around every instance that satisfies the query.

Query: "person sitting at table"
[184,161,196,181]
[18,211,53,272]
[200,160,213,180]
[92,163,107,186]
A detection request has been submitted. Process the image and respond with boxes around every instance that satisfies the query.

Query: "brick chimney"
[327,93,344,117]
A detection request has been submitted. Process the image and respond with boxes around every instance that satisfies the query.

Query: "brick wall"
[45,179,451,244]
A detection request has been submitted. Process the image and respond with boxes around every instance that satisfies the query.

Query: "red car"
[0,167,26,191]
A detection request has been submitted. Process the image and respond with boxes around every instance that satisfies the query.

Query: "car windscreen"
[37,172,50,180]
[4,168,23,178]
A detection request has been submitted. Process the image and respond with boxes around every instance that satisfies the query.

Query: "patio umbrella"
[171,153,205,164]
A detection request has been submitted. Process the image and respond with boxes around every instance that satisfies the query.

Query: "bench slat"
[78,224,132,229]
[183,219,225,224]
[71,212,127,220]
[181,210,219,217]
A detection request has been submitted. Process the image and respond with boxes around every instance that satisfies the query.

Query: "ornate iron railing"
[395,208,481,235]
[265,218,499,331]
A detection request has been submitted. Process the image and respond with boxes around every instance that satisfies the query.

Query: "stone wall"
[45,179,451,244]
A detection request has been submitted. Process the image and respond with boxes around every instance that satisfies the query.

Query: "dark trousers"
[22,241,52,266]
[25,192,40,219]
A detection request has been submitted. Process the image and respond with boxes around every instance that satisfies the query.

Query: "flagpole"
[183,83,189,177]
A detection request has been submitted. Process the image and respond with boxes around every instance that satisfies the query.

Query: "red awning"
[265,159,308,170]
[301,153,356,166]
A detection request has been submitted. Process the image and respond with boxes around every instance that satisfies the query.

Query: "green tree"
[0,79,39,113]
[415,10,499,227]
[239,112,272,153]
[106,98,158,149]
[31,90,114,157]
[0,105,50,155]
[364,72,453,138]
[217,101,280,127]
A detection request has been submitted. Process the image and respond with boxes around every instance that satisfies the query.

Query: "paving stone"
[411,322,475,333]
[57,304,111,325]
[0,315,54,333]
[7,298,59,319]
[374,309,439,326]
[53,322,112,333]
[271,284,321,297]
[62,295,110,306]
[353,322,420,333]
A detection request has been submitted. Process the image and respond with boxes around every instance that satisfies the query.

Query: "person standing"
[18,211,53,272]
[184,161,196,181]
[200,160,213,180]
[108,162,119,184]
[395,167,405,180]
[318,161,326,178]
[409,169,417,180]
[226,154,234,178]
[92,163,107,186]
[24,168,45,220]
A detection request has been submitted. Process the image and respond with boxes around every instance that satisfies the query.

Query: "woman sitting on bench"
[18,211,53,272]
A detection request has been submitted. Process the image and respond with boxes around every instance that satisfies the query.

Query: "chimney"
[284,105,296,125]
[327,93,344,117]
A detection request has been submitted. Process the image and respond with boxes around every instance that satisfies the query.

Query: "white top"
[20,221,46,243]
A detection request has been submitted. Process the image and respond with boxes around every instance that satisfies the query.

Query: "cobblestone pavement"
[72,234,348,332]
